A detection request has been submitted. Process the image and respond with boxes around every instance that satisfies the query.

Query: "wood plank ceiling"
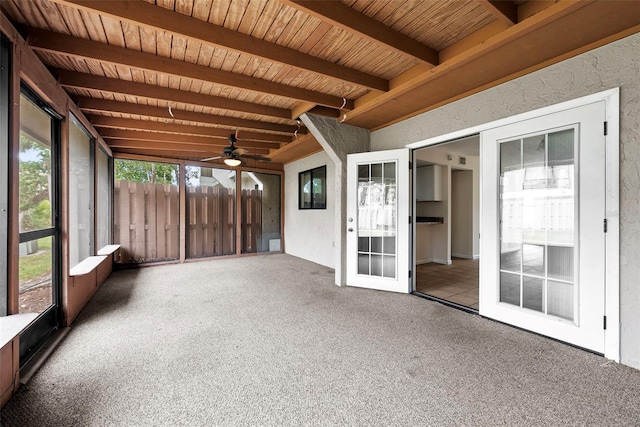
[2,0,639,166]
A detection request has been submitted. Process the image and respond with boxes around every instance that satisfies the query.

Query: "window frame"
[298,165,327,210]
[1,33,10,316]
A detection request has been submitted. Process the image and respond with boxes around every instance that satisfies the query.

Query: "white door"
[346,149,410,293]
[480,101,606,353]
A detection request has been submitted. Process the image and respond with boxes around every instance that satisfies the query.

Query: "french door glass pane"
[356,161,397,278]
[498,128,576,321]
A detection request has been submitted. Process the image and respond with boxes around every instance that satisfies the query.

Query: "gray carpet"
[2,254,639,426]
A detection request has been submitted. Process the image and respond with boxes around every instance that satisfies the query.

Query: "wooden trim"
[476,0,518,26]
[50,0,387,92]
[280,163,285,254]
[60,106,70,319]
[7,38,20,315]
[88,115,292,144]
[76,97,304,135]
[281,0,439,66]
[56,69,291,120]
[27,29,355,110]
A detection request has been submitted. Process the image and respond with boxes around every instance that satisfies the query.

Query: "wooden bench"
[64,245,120,325]
[1,313,38,408]
[96,245,121,285]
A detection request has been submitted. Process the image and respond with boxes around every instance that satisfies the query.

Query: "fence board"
[185,186,240,258]
[205,188,215,257]
[146,183,157,260]
[241,189,262,253]
[113,180,180,264]
[167,185,180,259]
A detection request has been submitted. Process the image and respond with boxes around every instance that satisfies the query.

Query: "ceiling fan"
[202,132,271,166]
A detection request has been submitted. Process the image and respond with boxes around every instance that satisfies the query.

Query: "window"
[113,159,180,263]
[68,115,94,268]
[96,146,111,250]
[242,171,281,253]
[185,165,236,258]
[299,165,326,209]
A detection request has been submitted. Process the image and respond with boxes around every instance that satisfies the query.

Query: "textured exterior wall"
[301,114,369,285]
[371,33,640,368]
[284,151,335,268]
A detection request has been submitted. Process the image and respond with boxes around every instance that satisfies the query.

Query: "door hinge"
[604,121,608,136]
[603,315,607,330]
[409,161,413,170]
[409,215,412,224]
[603,218,608,233]
[409,270,412,279]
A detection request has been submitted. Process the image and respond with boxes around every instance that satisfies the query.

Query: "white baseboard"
[452,252,473,259]
[432,258,451,265]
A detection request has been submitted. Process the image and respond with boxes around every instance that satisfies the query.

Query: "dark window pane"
[358,237,369,252]
[358,254,369,275]
[371,237,383,253]
[523,276,544,312]
[299,165,326,209]
[371,254,382,276]
[500,272,520,306]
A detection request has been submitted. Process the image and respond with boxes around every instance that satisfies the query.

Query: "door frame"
[346,148,411,293]
[406,88,620,361]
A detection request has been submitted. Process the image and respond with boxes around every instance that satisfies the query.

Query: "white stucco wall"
[371,33,640,369]
[284,151,335,268]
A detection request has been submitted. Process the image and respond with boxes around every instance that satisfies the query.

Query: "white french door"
[480,101,606,353]
[346,149,410,293]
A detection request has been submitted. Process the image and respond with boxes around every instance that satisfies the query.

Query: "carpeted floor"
[2,254,640,426]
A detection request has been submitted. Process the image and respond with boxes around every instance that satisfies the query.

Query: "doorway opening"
[413,135,480,310]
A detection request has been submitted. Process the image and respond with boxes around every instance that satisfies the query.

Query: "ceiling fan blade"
[232,147,247,155]
[201,156,222,161]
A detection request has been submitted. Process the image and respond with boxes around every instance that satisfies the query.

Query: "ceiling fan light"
[224,158,241,167]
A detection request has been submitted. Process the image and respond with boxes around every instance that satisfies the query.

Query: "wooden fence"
[241,189,262,254]
[114,180,180,263]
[113,181,265,263]
[186,186,236,258]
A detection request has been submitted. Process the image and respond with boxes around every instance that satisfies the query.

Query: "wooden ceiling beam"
[476,0,518,26]
[99,128,278,151]
[347,2,640,129]
[280,0,439,66]
[48,0,388,92]
[268,133,323,165]
[27,28,355,110]
[105,139,270,156]
[75,97,305,135]
[87,115,291,144]
[55,69,291,120]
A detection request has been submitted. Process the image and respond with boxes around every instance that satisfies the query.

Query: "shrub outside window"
[299,165,326,209]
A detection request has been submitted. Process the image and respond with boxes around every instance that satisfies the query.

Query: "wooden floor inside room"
[415,258,479,310]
